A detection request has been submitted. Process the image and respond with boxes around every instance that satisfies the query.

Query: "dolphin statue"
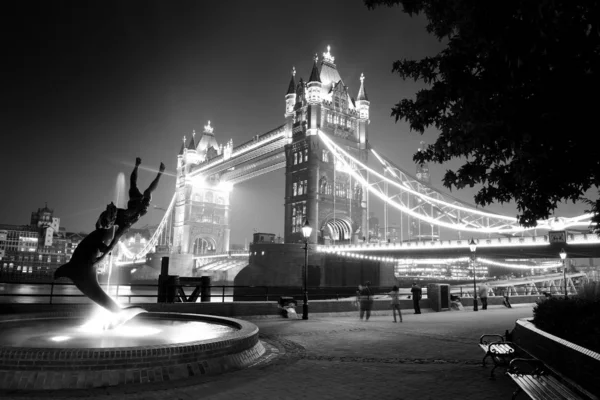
[54,203,145,325]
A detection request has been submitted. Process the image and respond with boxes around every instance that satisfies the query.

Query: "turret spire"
[286,67,296,95]
[322,45,335,64]
[187,131,197,150]
[204,120,214,134]
[357,73,368,101]
[178,136,186,155]
[308,56,321,83]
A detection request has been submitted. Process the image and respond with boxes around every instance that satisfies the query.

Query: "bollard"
[200,276,211,302]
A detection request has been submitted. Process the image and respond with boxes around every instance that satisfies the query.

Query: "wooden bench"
[478,333,517,379]
[507,358,593,399]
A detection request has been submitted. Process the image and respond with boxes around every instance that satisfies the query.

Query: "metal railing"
[0,280,588,305]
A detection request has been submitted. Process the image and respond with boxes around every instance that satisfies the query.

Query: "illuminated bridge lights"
[316,233,600,255]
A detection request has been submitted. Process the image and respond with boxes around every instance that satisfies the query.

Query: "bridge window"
[205,192,214,203]
[213,216,220,224]
[304,149,308,162]
[202,215,212,223]
[327,114,332,124]
[216,196,224,205]
[346,119,352,128]
[335,183,347,198]
[293,152,298,165]
[334,115,339,124]
[291,202,307,233]
[322,150,329,163]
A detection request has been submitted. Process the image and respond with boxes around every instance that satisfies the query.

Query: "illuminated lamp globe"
[559,248,567,260]
[302,220,312,239]
[469,238,477,253]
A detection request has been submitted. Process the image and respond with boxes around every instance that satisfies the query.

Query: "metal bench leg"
[482,354,489,367]
[489,364,497,380]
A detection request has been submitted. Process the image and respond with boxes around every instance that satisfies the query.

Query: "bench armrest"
[508,358,547,376]
[479,334,505,345]
[488,341,516,354]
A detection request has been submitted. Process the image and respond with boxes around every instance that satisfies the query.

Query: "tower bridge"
[124,46,598,285]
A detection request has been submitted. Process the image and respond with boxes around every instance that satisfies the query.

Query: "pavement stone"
[0,304,534,400]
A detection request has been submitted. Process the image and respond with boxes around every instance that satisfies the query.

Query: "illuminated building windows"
[294,179,307,196]
[335,182,347,198]
[322,150,329,163]
[346,119,352,128]
[293,152,298,165]
[291,202,307,233]
[293,150,307,165]
[327,114,333,124]
[304,149,308,162]
[334,115,339,124]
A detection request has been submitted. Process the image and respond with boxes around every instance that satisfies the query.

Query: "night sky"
[2,0,590,245]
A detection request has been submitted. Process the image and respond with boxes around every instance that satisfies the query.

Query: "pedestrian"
[502,289,512,308]
[479,283,489,310]
[388,285,402,323]
[410,282,422,314]
[359,281,373,321]
[354,284,363,312]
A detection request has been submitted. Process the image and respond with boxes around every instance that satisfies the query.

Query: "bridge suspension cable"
[129,193,176,261]
[317,131,592,234]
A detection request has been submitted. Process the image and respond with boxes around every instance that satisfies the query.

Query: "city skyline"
[3,0,591,244]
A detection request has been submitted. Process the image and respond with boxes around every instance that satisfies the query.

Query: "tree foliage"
[365,0,600,230]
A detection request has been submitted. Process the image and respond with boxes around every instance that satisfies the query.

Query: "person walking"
[479,283,489,310]
[410,282,422,314]
[501,288,512,308]
[388,285,402,323]
[359,281,373,321]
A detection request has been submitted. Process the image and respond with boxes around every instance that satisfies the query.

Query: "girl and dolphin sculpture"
[54,158,165,326]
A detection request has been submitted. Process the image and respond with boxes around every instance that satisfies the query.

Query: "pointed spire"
[204,120,214,134]
[308,55,321,83]
[322,45,335,64]
[187,131,196,150]
[179,136,186,155]
[286,67,296,94]
[357,73,368,101]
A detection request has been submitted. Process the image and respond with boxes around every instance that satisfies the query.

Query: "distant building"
[0,205,84,280]
[252,232,276,244]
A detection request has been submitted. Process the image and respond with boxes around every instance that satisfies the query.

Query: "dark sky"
[1,0,589,244]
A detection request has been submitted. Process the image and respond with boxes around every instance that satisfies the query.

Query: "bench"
[507,358,593,399]
[478,333,517,379]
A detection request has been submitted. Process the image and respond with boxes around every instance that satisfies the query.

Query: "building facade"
[284,47,369,245]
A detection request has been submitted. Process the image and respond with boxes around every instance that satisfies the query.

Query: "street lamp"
[559,248,567,298]
[469,238,478,311]
[301,220,312,320]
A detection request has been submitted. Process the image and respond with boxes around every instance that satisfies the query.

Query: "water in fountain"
[106,172,126,296]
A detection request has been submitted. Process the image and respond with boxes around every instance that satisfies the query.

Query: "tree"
[365,0,600,231]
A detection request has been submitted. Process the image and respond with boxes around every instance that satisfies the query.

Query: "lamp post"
[559,248,567,298]
[469,238,478,311]
[301,220,312,320]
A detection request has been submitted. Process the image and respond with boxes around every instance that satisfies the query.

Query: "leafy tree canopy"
[365,0,600,231]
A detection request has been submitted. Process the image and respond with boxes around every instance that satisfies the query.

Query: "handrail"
[0,281,585,305]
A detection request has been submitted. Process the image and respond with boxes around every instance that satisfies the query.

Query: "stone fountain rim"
[0,311,259,360]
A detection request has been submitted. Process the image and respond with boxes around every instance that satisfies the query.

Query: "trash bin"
[278,296,298,318]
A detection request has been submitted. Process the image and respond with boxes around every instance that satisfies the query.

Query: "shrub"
[577,281,600,301]
[533,294,600,353]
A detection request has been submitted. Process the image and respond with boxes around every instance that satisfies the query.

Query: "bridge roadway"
[319,233,600,259]
[1,304,537,400]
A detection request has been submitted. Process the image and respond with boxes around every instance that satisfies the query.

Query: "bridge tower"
[171,122,232,273]
[284,47,369,245]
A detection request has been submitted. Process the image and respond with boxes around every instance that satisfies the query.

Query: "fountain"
[0,311,265,390]
[0,158,266,391]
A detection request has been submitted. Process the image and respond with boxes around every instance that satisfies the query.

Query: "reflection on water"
[0,283,234,304]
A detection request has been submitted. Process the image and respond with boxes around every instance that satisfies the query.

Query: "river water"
[0,283,234,304]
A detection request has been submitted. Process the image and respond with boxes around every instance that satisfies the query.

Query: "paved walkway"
[3,304,534,400]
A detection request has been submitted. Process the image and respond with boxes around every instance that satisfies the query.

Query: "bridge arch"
[321,217,353,243]
[192,236,216,255]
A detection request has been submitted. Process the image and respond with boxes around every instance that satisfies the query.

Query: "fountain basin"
[0,312,265,391]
